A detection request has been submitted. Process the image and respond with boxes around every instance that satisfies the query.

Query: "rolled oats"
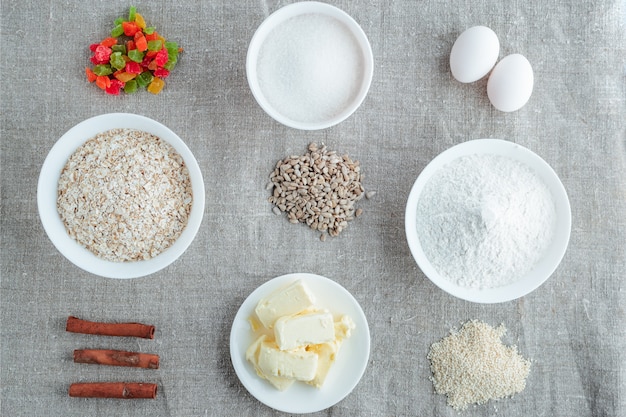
[57,128,193,262]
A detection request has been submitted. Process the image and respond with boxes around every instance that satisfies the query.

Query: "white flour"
[416,154,556,288]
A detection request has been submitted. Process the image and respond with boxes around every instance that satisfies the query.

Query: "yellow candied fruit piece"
[147,77,165,94]
[134,13,146,29]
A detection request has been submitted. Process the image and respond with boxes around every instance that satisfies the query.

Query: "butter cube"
[305,341,341,388]
[258,340,318,382]
[274,311,335,351]
[246,335,295,391]
[305,316,356,388]
[255,280,315,329]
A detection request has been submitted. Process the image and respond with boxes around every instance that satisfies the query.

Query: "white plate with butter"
[230,273,370,414]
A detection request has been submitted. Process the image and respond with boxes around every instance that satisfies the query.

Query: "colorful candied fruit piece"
[146,77,165,94]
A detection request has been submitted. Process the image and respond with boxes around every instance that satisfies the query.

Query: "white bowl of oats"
[37,113,205,279]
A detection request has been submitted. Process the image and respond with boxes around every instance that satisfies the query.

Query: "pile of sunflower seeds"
[268,143,373,241]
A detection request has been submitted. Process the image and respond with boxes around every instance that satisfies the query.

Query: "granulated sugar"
[416,153,556,288]
[256,13,364,123]
[427,320,531,411]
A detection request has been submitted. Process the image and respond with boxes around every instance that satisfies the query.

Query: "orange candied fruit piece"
[114,71,137,83]
[85,67,97,83]
[134,32,148,52]
[99,37,117,47]
[95,75,112,90]
[145,31,159,41]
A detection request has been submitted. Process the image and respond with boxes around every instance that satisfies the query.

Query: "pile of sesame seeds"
[427,320,531,410]
[267,143,374,241]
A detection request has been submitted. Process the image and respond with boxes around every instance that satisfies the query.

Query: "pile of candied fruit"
[86,6,181,95]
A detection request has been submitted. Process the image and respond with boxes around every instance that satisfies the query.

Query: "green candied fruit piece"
[147,40,163,52]
[164,41,178,50]
[136,71,153,88]
[92,64,113,76]
[163,57,177,71]
[128,6,137,22]
[143,26,156,35]
[124,80,138,94]
[111,24,124,38]
[164,42,178,55]
[111,44,126,54]
[127,49,144,63]
[109,52,126,70]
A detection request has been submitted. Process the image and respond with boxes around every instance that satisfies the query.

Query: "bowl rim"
[37,113,205,279]
[404,139,571,303]
[246,1,374,130]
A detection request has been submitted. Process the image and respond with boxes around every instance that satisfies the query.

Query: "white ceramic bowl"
[37,113,205,279]
[405,139,571,303]
[246,1,373,130]
[230,273,370,414]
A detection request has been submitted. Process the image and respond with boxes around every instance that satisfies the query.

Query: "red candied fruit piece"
[153,67,170,78]
[89,43,100,52]
[94,45,112,63]
[140,54,153,68]
[125,61,142,74]
[90,55,108,65]
[105,79,124,95]
[154,48,169,66]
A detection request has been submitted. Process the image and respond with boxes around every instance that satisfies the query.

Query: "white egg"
[487,53,534,112]
[450,26,500,83]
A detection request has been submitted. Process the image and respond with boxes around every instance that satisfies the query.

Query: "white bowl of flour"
[405,139,571,303]
[246,2,373,130]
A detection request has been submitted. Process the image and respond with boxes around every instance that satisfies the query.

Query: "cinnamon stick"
[69,382,157,399]
[73,349,159,369]
[66,316,155,339]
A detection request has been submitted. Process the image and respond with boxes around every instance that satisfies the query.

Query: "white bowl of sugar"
[405,139,571,303]
[246,1,374,130]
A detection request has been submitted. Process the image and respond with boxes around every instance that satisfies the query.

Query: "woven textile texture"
[1,1,624,416]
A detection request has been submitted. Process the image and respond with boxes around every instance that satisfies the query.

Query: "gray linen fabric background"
[1,0,625,416]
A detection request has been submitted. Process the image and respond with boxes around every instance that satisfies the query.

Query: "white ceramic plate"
[37,113,205,279]
[405,139,571,303]
[230,273,370,414]
[246,1,373,130]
